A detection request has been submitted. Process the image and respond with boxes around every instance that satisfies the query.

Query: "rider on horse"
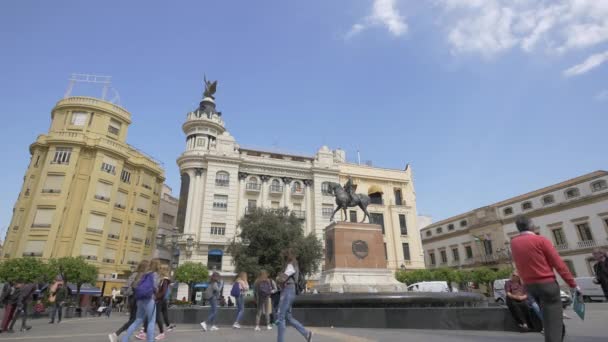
[344,176,356,206]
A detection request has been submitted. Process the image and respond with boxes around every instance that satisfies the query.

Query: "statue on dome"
[203,75,218,99]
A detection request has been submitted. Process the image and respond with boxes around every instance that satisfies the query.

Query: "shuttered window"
[135,196,149,214]
[95,182,112,201]
[103,249,116,263]
[32,208,54,228]
[132,224,146,242]
[81,244,98,260]
[71,112,88,126]
[115,191,127,209]
[141,172,152,189]
[87,213,105,233]
[23,240,45,257]
[101,156,117,175]
[127,251,141,264]
[42,174,64,193]
[108,220,122,239]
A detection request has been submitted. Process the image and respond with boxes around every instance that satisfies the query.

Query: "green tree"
[471,267,498,295]
[47,257,98,305]
[495,267,513,280]
[0,257,48,283]
[229,207,323,279]
[431,268,458,291]
[396,269,433,285]
[174,262,209,303]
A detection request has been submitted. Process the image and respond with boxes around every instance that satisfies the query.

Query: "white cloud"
[563,50,608,77]
[595,89,608,101]
[347,0,408,39]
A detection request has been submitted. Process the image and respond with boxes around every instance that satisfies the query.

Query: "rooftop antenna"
[357,150,361,165]
[64,73,120,104]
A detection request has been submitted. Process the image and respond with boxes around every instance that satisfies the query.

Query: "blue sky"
[1,1,607,238]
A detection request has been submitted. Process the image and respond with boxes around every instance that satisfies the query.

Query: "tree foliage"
[46,257,98,303]
[229,208,323,279]
[396,266,511,294]
[174,262,209,285]
[0,257,48,283]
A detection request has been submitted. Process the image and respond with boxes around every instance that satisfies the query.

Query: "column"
[184,169,196,234]
[304,180,313,235]
[282,177,292,208]
[260,175,270,208]
[190,168,204,240]
[237,172,247,217]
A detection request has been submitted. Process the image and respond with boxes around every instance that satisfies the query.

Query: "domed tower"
[182,91,226,152]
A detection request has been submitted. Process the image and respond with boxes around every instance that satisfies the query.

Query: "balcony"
[292,210,306,219]
[291,188,305,197]
[114,203,126,209]
[132,237,144,243]
[246,182,261,193]
[577,240,597,249]
[215,179,229,187]
[95,195,110,202]
[136,208,149,214]
[269,185,283,195]
[554,243,569,251]
[102,258,115,264]
[22,252,43,257]
[82,255,98,260]
[107,233,120,240]
[245,206,258,215]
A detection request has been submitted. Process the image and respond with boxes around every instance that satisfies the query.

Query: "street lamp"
[186,236,194,256]
[400,264,406,270]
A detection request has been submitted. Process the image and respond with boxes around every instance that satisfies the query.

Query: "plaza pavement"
[0,303,606,342]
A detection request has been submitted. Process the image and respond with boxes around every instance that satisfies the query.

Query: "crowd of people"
[0,280,38,333]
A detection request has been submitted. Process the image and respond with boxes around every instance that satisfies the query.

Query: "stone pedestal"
[316,222,406,293]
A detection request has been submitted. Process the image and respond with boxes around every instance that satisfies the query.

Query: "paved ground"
[1,303,606,341]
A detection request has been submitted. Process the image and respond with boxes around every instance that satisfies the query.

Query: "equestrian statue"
[327,176,371,223]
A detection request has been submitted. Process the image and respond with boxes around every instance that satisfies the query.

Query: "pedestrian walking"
[254,270,273,331]
[270,278,280,324]
[0,282,16,333]
[200,271,222,332]
[505,271,532,330]
[108,260,149,342]
[276,248,312,342]
[231,272,249,329]
[591,248,608,301]
[135,259,161,341]
[159,266,176,333]
[148,264,171,340]
[511,215,580,342]
[9,282,37,332]
[49,281,68,324]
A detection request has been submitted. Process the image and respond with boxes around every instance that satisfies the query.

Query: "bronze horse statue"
[327,182,371,223]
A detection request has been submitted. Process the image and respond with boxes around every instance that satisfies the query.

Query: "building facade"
[175,91,423,297]
[421,171,608,283]
[3,96,165,279]
[153,184,179,264]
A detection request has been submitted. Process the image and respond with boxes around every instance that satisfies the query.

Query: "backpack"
[134,273,155,300]
[258,280,272,298]
[230,282,241,297]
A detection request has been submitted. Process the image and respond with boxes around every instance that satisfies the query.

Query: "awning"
[208,249,223,256]
[193,282,209,289]
[368,185,383,194]
[67,283,102,296]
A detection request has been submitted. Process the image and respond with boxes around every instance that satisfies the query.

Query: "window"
[213,194,228,210]
[80,244,98,260]
[42,174,64,193]
[248,199,257,209]
[246,177,261,191]
[101,157,116,175]
[321,182,331,195]
[436,227,443,234]
[369,193,383,205]
[394,188,403,205]
[503,207,513,215]
[429,252,436,265]
[95,181,112,202]
[564,260,577,277]
[86,213,105,234]
[565,188,580,199]
[208,250,223,271]
[292,181,303,194]
[270,179,283,193]
[349,210,357,223]
[162,213,175,225]
[210,223,226,236]
[483,240,493,255]
[399,214,408,235]
[576,223,593,241]
[215,171,229,187]
[52,147,72,165]
[465,245,473,259]
[440,250,448,264]
[141,172,152,189]
[34,155,40,167]
[32,208,54,228]
[271,201,280,209]
[452,248,460,262]
[447,224,454,231]
[135,195,149,214]
[23,240,45,257]
[402,243,411,261]
[460,220,467,227]
[120,170,132,184]
[71,112,88,126]
[591,180,607,192]
[108,119,121,135]
[522,201,533,210]
[552,228,567,246]
[103,249,117,263]
[115,191,127,209]
[108,220,122,239]
[542,195,555,205]
[322,205,334,218]
[132,224,146,242]
[370,213,385,234]
[425,230,432,237]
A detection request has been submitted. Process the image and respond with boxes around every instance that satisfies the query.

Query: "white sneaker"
[200,322,207,331]
[210,326,219,331]
[108,333,118,342]
[233,323,241,329]
[267,325,273,330]
[254,326,261,331]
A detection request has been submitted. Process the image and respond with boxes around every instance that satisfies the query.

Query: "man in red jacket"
[511,215,580,342]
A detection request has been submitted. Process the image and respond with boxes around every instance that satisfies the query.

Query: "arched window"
[565,188,580,199]
[591,180,607,192]
[542,195,554,205]
[215,171,229,187]
[246,176,261,191]
[321,182,331,195]
[436,227,443,234]
[292,181,303,193]
[270,179,282,193]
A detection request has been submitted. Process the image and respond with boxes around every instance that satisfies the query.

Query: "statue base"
[315,222,406,293]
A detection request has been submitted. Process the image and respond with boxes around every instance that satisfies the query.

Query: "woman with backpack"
[231,272,249,329]
[148,264,172,340]
[200,271,222,332]
[120,259,160,342]
[254,270,273,331]
[276,249,312,342]
[109,260,149,342]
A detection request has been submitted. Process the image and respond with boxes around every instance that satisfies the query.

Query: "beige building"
[421,170,608,282]
[153,184,179,264]
[3,96,165,279]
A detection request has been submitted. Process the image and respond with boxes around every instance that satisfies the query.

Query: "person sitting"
[505,271,532,331]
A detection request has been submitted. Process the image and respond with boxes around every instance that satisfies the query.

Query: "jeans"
[206,297,218,325]
[234,295,244,324]
[530,301,543,321]
[121,298,156,342]
[277,286,309,342]
[527,282,564,342]
[50,303,63,323]
[116,296,137,336]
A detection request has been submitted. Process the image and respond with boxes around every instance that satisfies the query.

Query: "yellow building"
[3,96,165,279]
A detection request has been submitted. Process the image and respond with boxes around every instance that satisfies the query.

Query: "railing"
[555,243,569,251]
[56,96,131,119]
[136,208,148,214]
[577,240,597,249]
[86,227,103,234]
[246,183,261,191]
[114,203,126,209]
[215,179,229,187]
[291,188,305,196]
[95,195,110,202]
[213,203,227,210]
[270,185,283,193]
[107,234,120,240]
[245,207,258,215]
[82,255,98,260]
[103,258,115,264]
[292,210,306,219]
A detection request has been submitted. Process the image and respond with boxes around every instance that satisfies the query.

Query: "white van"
[576,277,605,302]
[407,281,457,293]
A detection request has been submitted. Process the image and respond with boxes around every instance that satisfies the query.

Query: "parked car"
[407,281,457,292]
[575,277,605,302]
[494,278,572,308]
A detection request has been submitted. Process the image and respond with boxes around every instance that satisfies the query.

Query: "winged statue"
[203,75,218,99]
